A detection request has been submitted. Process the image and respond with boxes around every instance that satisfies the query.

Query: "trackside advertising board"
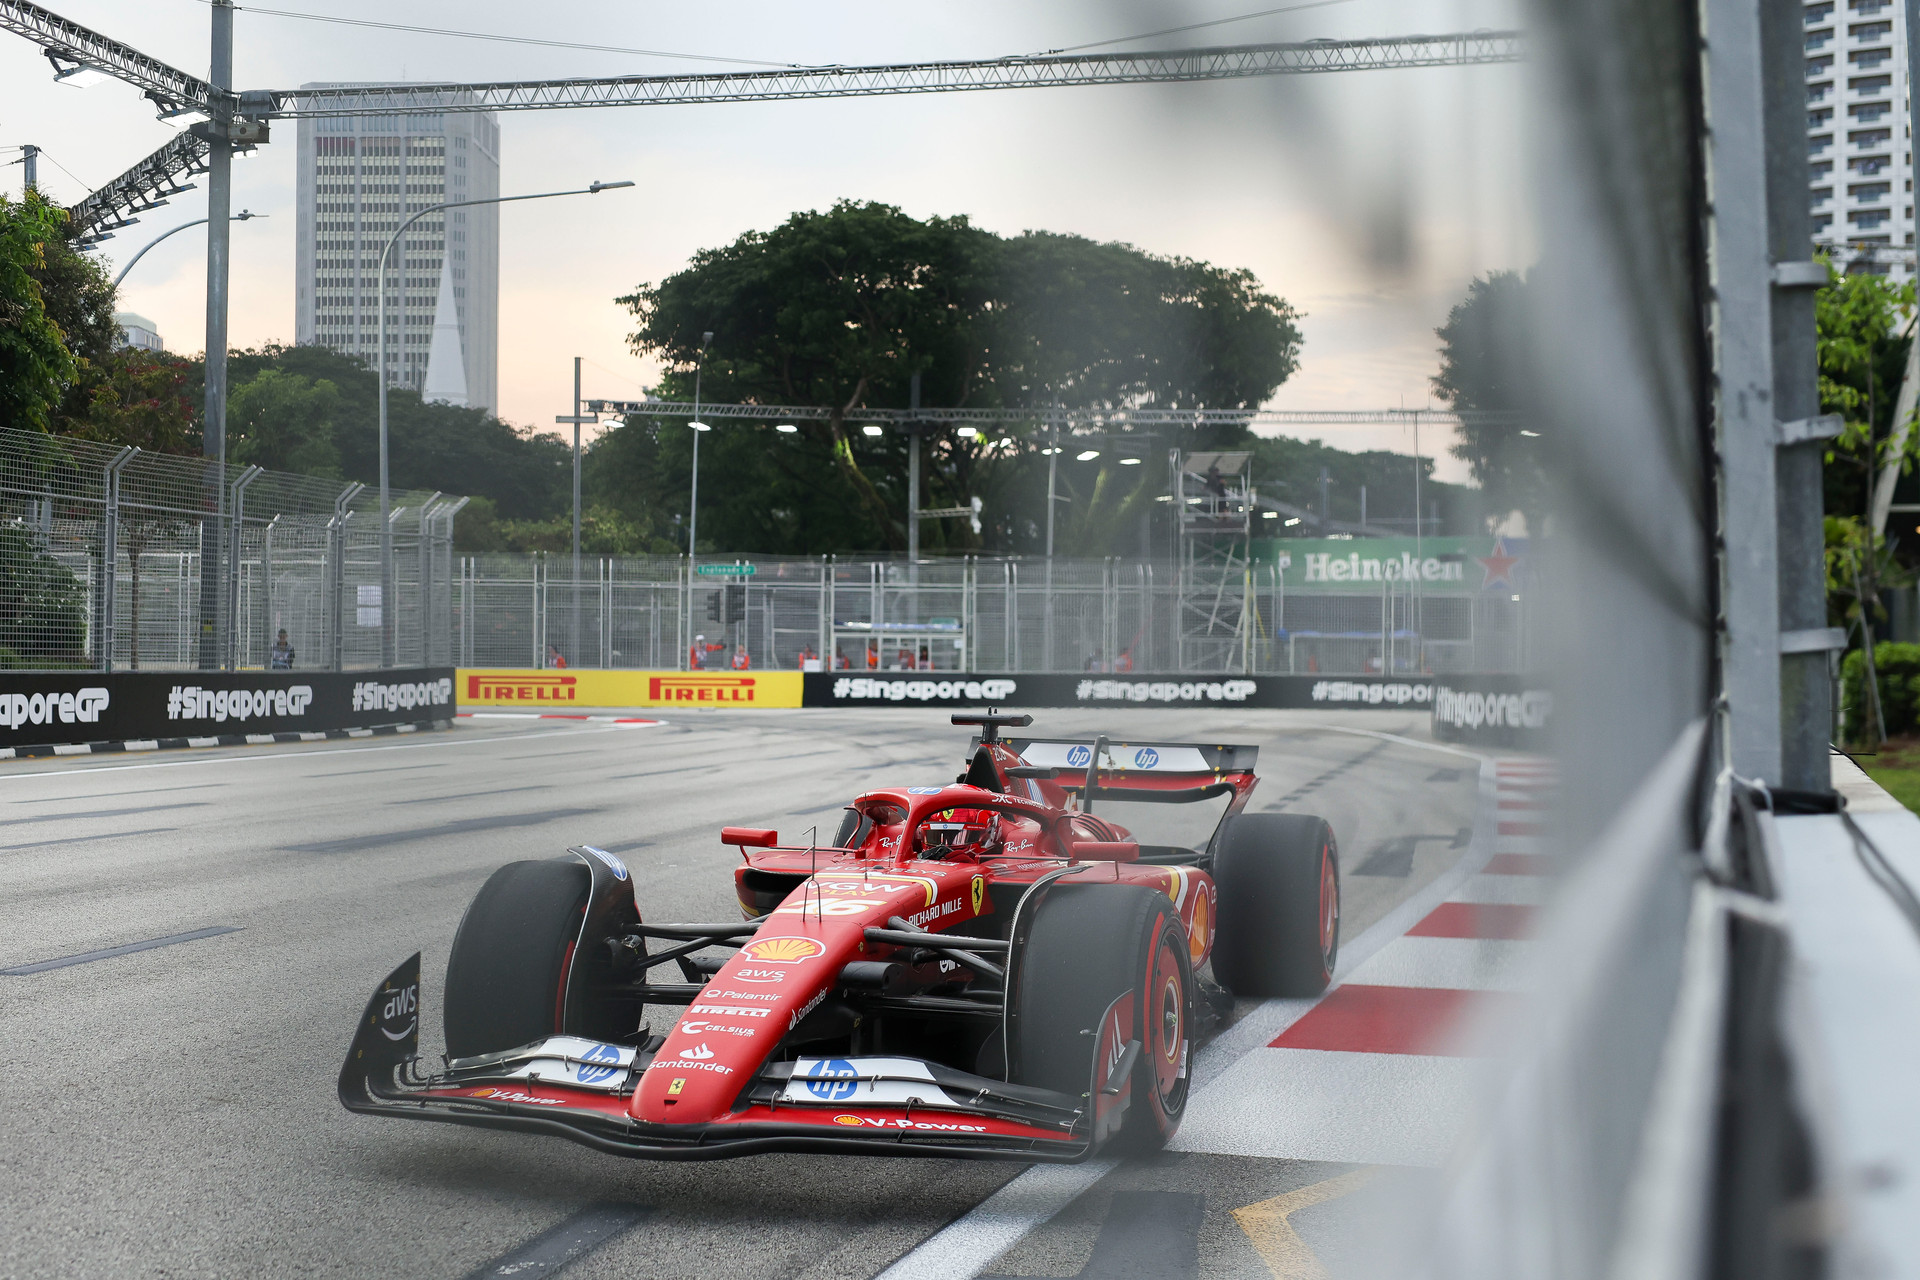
[801,673,1439,710]
[458,669,802,710]
[1253,536,1529,594]
[1431,675,1553,748]
[0,668,454,752]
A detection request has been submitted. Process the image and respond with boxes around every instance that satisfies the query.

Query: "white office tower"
[1807,1,1914,280]
[293,87,500,412]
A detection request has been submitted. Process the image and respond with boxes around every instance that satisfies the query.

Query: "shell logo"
[833,1114,865,1126]
[740,936,826,963]
[1188,892,1211,963]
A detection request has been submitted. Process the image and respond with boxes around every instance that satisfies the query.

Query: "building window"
[1809,54,1835,74]
[1851,0,1890,12]
[1808,26,1834,47]
[1814,186,1834,205]
[1850,128,1893,146]
[1812,133,1834,152]
[1850,19,1893,37]
[1849,182,1891,199]
[1810,80,1834,101]
[1849,74,1893,93]
[1849,208,1891,227]
[1814,214,1835,232]
[1850,48,1893,69]
[1850,153,1891,172]
[1851,101,1893,121]
[1812,160,1834,178]
[1807,0,1836,17]
[1812,107,1836,126]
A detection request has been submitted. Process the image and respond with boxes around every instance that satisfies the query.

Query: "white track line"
[874,750,1506,1280]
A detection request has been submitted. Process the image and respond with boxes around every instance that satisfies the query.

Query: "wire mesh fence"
[458,553,1534,675]
[0,426,462,672]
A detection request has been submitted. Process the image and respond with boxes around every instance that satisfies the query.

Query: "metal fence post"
[260,514,279,665]
[227,465,262,670]
[329,482,364,673]
[416,495,442,667]
[99,447,137,671]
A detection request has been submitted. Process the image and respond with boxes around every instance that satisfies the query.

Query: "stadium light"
[957,425,978,437]
[1076,449,1101,461]
[775,423,797,433]
[689,421,712,431]
[1285,516,1302,526]
[1261,510,1279,519]
[1118,456,1142,465]
[862,424,884,437]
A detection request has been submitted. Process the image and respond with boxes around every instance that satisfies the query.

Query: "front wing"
[338,954,1101,1162]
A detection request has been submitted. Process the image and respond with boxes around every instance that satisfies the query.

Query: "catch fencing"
[0,426,463,672]
[457,553,1533,675]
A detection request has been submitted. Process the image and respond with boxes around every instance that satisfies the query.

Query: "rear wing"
[1005,738,1257,777]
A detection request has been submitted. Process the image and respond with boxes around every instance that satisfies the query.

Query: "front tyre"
[1209,813,1340,997]
[1013,884,1194,1153]
[443,859,589,1059]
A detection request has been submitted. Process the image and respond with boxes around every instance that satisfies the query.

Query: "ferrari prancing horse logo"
[970,874,985,915]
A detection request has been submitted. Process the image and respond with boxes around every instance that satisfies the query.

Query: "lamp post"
[112,211,262,288]
[687,330,714,560]
[375,179,633,667]
[555,356,600,666]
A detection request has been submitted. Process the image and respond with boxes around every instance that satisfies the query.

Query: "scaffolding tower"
[1173,449,1254,672]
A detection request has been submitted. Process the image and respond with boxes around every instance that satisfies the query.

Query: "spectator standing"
[269,629,295,669]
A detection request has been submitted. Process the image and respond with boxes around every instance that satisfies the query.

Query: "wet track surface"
[0,708,1507,1279]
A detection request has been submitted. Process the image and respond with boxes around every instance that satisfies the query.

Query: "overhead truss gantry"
[0,0,1521,242]
[584,401,1500,430]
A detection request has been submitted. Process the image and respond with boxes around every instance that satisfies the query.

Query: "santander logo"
[681,1043,715,1060]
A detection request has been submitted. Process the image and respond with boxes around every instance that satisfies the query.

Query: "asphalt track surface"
[0,707,1491,1280]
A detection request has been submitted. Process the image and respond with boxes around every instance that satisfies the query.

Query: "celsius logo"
[573,1042,624,1086]
[1134,748,1159,768]
[1066,745,1092,767]
[803,1059,860,1102]
[0,687,109,730]
[378,983,418,1040]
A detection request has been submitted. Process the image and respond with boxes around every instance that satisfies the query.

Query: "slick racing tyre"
[1209,813,1340,998]
[444,858,590,1059]
[1014,884,1194,1153]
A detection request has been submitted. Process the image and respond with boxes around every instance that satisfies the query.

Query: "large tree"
[616,200,1303,555]
[0,193,80,432]
[1432,269,1543,527]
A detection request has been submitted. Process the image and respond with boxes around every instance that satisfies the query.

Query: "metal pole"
[689,330,712,560]
[228,465,261,669]
[416,494,441,666]
[568,355,576,667]
[908,372,922,563]
[100,447,136,672]
[21,143,36,191]
[198,0,234,672]
[113,213,260,289]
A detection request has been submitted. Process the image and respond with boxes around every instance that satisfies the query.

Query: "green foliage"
[616,200,1303,556]
[1431,270,1542,526]
[1817,261,1916,519]
[0,193,80,431]
[228,368,342,476]
[67,349,199,453]
[1841,643,1920,741]
[1247,435,1482,534]
[0,524,86,661]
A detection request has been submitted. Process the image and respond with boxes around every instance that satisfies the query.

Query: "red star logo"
[1477,538,1521,590]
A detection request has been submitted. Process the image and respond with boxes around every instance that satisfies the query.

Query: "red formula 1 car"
[339,712,1340,1161]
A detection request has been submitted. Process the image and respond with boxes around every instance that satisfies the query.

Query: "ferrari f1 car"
[339,712,1340,1162]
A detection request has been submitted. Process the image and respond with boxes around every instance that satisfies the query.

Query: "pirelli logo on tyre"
[457,670,801,710]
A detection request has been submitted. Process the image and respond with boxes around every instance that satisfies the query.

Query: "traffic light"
[705,591,723,623]
[724,584,747,623]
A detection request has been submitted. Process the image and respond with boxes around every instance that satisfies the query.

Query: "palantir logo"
[804,1059,860,1101]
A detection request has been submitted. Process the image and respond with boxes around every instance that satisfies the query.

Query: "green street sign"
[695,563,757,576]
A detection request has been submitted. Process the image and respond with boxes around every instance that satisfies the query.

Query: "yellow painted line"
[1231,1168,1378,1280]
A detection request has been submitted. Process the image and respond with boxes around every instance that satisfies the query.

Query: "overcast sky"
[2,1,1529,482]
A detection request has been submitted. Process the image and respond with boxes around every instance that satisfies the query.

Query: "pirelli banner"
[0,668,455,752]
[801,673,1446,710]
[459,668,803,710]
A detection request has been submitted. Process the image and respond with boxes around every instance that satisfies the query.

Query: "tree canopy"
[612,199,1304,555]
[1432,269,1544,527]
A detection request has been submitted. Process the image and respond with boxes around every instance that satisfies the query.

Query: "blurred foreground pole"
[1709,0,1833,785]
[197,0,234,670]
[1764,0,1835,787]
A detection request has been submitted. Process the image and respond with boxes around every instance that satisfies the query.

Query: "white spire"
[421,257,468,407]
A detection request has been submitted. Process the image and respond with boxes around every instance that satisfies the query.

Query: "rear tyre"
[1013,884,1194,1153]
[444,859,589,1059]
[1209,813,1340,998]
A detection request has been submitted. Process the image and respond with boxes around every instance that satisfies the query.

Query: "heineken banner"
[0,668,455,752]
[1253,536,1528,594]
[804,672,1438,710]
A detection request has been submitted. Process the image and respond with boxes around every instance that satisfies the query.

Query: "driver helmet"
[921,807,1000,855]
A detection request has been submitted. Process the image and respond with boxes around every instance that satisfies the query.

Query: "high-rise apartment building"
[1807,0,1915,281]
[294,88,500,411]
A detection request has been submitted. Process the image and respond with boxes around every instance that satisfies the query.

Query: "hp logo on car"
[1135,748,1159,768]
[1066,745,1092,767]
[804,1059,860,1102]
[574,1042,624,1086]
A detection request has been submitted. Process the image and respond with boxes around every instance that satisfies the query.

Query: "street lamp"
[375,179,634,666]
[112,211,263,287]
[686,330,713,560]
